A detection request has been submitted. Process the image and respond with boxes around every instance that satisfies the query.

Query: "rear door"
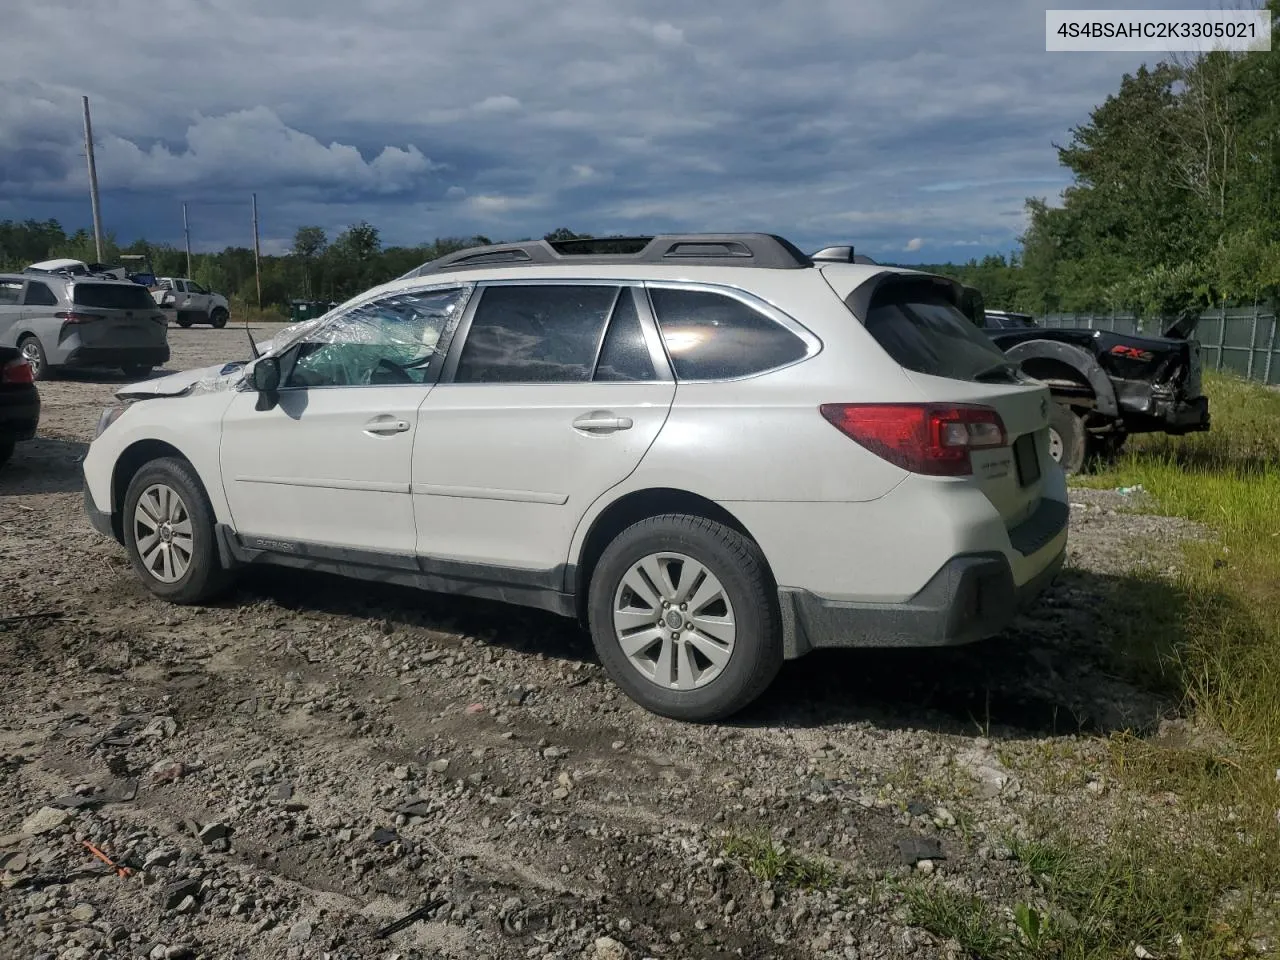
[69,282,169,352]
[847,273,1054,528]
[412,283,675,574]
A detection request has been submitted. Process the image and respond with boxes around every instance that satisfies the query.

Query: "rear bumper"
[1162,395,1210,434]
[779,546,1065,656]
[0,388,40,442]
[61,345,170,369]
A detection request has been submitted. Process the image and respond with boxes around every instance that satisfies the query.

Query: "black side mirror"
[252,357,281,410]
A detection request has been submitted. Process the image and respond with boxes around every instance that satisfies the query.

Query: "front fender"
[1004,339,1119,418]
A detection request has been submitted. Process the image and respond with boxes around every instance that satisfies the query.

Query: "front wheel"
[1047,402,1087,475]
[123,457,232,603]
[210,308,228,329]
[587,514,782,722]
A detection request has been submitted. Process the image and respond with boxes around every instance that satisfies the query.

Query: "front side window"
[285,286,467,388]
[23,282,57,307]
[0,280,22,306]
[649,287,809,380]
[189,282,207,294]
[454,284,619,384]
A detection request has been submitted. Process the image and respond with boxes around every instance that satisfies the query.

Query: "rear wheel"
[210,308,228,329]
[587,514,782,722]
[1048,402,1087,475]
[176,318,192,328]
[18,335,47,381]
[0,437,14,469]
[123,457,232,603]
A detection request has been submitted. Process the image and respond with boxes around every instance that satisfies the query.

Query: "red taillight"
[55,311,105,324]
[820,403,1007,476]
[2,358,34,385]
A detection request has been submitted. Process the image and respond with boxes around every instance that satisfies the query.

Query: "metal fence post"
[1247,300,1259,380]
[1217,300,1226,371]
[1264,311,1276,385]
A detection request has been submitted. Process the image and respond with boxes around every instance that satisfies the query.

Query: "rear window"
[72,283,157,310]
[861,283,1010,382]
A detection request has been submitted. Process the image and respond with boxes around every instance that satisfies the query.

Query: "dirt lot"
[0,326,1201,960]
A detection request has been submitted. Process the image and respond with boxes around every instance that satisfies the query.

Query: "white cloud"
[466,194,546,215]
[473,95,522,114]
[628,17,686,47]
[905,237,924,252]
[445,185,467,198]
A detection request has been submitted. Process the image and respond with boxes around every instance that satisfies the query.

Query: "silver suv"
[84,234,1068,721]
[0,273,171,380]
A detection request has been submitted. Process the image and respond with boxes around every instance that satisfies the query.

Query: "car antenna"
[245,317,260,359]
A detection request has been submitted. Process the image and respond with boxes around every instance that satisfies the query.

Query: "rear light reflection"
[820,403,1007,476]
[54,312,105,324]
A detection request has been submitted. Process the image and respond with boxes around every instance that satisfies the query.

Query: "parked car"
[0,344,39,468]
[0,272,170,381]
[151,278,230,328]
[82,234,1068,721]
[972,306,1210,473]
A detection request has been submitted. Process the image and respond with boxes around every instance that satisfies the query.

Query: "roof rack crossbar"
[405,233,813,277]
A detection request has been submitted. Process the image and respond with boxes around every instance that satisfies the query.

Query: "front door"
[219,285,469,556]
[413,283,675,575]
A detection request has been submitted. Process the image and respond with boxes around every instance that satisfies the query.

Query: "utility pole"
[182,202,192,277]
[81,96,104,263]
[251,193,262,310]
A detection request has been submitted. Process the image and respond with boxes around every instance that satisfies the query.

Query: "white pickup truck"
[152,278,230,328]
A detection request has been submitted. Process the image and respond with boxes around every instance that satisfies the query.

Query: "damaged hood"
[116,361,249,400]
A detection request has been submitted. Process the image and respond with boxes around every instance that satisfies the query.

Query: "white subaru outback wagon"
[83,234,1068,721]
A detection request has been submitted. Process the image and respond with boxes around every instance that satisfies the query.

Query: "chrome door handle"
[573,413,634,434]
[365,418,411,435]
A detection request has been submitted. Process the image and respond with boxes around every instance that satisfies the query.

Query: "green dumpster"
[289,299,332,324]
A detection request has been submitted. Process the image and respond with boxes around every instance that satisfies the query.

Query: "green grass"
[722,832,838,890]
[905,886,1020,959]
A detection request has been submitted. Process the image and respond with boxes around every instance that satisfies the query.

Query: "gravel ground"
[0,326,1206,960]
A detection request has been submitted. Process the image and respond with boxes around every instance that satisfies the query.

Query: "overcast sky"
[0,0,1210,262]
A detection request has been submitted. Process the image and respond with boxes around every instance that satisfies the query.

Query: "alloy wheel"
[612,552,736,690]
[133,483,194,583]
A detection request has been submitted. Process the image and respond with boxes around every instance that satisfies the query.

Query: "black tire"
[122,456,232,604]
[121,364,152,380]
[18,335,48,381]
[1086,431,1127,468]
[1048,402,1087,475]
[177,317,193,328]
[210,308,228,329]
[587,514,783,722]
[0,437,14,469]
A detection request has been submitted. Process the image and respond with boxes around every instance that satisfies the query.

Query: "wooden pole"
[182,203,192,277]
[81,96,104,263]
[251,193,262,310]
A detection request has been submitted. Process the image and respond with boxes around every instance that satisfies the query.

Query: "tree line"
[2,6,1276,322]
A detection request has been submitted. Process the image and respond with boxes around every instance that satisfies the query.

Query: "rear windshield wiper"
[972,361,1022,383]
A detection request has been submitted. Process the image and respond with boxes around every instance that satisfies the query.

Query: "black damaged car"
[966,302,1210,473]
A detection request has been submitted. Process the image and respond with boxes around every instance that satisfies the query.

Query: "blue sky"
[0,0,1213,263]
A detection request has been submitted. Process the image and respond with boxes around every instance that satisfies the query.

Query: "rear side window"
[455,284,618,384]
[594,290,656,382]
[861,283,1009,382]
[23,282,57,306]
[73,283,157,310]
[649,287,808,380]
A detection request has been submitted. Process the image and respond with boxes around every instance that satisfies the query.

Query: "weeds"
[721,832,837,890]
